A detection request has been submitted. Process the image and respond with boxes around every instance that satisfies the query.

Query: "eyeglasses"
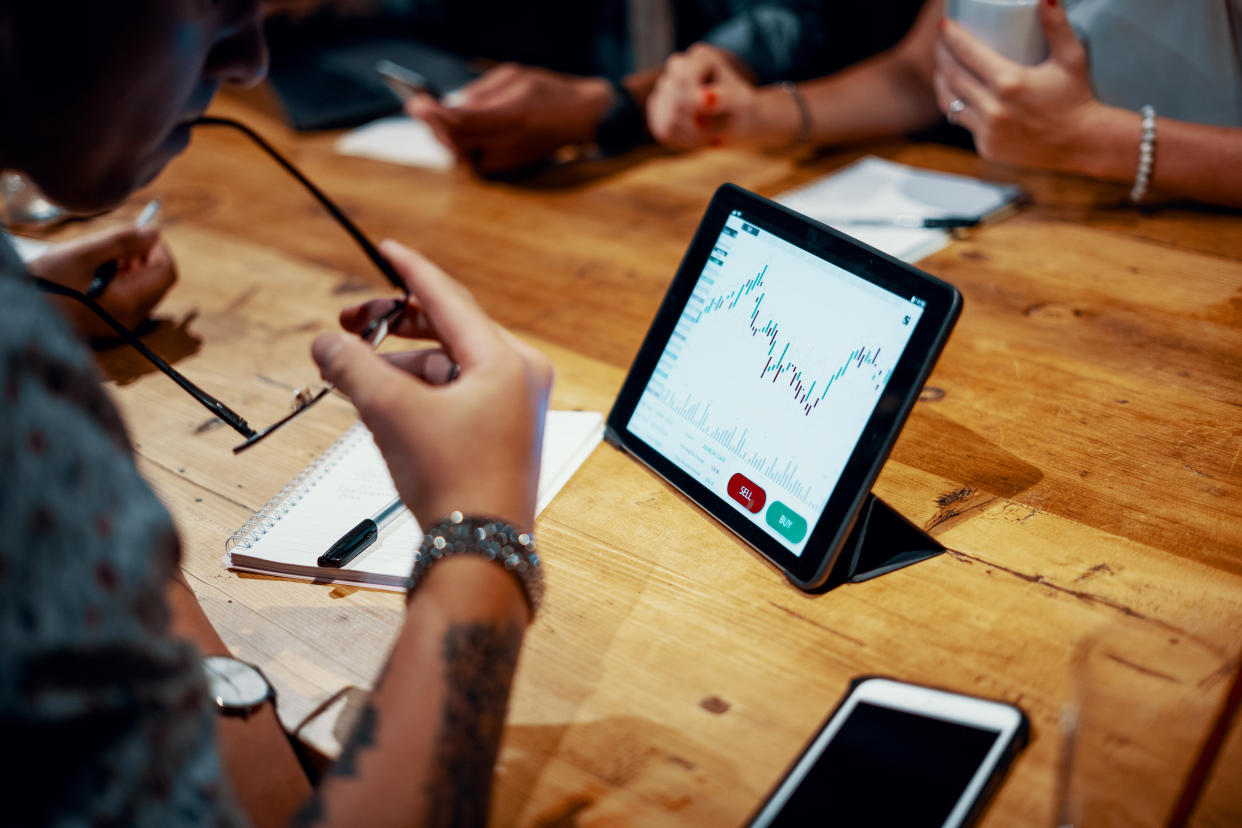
[33,117,408,454]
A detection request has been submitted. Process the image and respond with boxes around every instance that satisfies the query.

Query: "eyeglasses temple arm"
[32,277,257,439]
[192,116,405,292]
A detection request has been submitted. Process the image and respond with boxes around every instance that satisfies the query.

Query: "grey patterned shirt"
[0,234,245,826]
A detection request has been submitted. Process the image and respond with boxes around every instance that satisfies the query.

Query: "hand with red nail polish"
[647,43,760,151]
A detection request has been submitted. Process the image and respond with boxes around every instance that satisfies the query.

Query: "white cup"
[946,0,1049,66]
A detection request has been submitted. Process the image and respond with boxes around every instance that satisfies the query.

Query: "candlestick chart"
[627,215,925,553]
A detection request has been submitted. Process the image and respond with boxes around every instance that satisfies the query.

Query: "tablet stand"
[818,495,945,592]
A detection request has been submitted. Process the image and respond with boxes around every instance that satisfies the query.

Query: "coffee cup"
[946,0,1049,66]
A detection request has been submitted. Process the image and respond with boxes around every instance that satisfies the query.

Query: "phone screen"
[763,702,1003,827]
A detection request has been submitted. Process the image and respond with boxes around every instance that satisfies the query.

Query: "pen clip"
[318,519,378,568]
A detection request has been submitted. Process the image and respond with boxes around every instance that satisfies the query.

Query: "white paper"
[335,115,456,171]
[227,410,604,588]
[777,156,1021,263]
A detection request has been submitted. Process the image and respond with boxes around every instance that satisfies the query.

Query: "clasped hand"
[646,44,761,150]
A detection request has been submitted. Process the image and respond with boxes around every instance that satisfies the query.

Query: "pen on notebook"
[833,214,982,230]
[318,497,408,568]
[87,198,162,299]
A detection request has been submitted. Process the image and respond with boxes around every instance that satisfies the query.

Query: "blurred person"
[1,2,552,827]
[405,0,922,173]
[646,0,1242,207]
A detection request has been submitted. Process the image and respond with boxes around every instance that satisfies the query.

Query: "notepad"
[777,156,1024,263]
[335,115,457,171]
[225,409,604,590]
[336,89,467,171]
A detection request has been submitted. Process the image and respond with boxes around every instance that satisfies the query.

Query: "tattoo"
[291,622,521,828]
[290,791,327,828]
[333,704,380,778]
[424,621,524,828]
[291,704,380,826]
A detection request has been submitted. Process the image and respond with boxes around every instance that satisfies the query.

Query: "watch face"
[203,655,271,710]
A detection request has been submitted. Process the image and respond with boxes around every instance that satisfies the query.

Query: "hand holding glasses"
[310,240,553,532]
[33,116,424,453]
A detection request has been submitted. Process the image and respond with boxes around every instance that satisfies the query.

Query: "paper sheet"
[335,115,457,171]
[227,409,605,589]
[777,156,1022,263]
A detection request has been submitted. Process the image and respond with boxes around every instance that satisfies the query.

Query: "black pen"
[318,497,407,568]
[87,198,161,299]
[833,214,981,230]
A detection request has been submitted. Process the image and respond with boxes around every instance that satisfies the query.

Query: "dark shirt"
[683,0,923,83]
[0,235,244,826]
[272,0,925,83]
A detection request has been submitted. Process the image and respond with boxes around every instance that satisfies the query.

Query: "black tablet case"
[817,495,945,592]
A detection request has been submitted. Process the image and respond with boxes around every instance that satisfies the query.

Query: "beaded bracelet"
[1130,105,1157,203]
[411,511,544,618]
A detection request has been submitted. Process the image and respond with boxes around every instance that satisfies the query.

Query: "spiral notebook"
[225,410,604,590]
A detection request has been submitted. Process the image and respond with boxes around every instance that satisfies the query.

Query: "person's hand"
[408,64,615,174]
[312,241,553,532]
[934,0,1107,173]
[647,43,760,151]
[28,224,177,338]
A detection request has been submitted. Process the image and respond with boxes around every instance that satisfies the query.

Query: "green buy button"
[766,501,808,544]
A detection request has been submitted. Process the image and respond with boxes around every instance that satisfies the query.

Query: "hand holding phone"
[749,677,1029,828]
[375,59,441,102]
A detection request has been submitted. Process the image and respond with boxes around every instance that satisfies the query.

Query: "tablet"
[605,184,962,591]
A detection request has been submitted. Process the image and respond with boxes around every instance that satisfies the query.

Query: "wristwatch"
[595,79,647,155]
[203,655,277,718]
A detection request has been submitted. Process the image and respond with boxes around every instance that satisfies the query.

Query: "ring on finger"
[947,98,966,125]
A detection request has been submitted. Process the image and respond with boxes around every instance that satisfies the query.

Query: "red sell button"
[727,473,766,514]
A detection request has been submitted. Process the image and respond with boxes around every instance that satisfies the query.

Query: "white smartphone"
[749,677,1029,828]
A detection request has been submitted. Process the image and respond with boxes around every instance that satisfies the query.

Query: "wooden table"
[57,92,1242,825]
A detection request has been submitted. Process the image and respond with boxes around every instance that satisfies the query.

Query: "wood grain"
[47,89,1242,826]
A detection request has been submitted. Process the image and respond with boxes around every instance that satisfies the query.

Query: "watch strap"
[595,79,647,155]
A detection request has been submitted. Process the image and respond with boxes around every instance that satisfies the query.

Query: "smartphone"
[375,59,441,102]
[749,677,1029,828]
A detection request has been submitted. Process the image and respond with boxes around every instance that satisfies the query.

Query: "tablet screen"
[626,211,927,556]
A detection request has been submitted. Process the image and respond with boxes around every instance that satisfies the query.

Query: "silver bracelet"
[779,82,813,147]
[1130,105,1157,203]
[411,511,544,618]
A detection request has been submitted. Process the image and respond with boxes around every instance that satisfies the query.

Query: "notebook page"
[230,410,603,583]
[335,116,456,172]
[777,156,1022,263]
[537,410,606,513]
[236,427,418,579]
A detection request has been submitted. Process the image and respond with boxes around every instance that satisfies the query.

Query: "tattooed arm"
[295,557,529,827]
[294,241,552,827]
